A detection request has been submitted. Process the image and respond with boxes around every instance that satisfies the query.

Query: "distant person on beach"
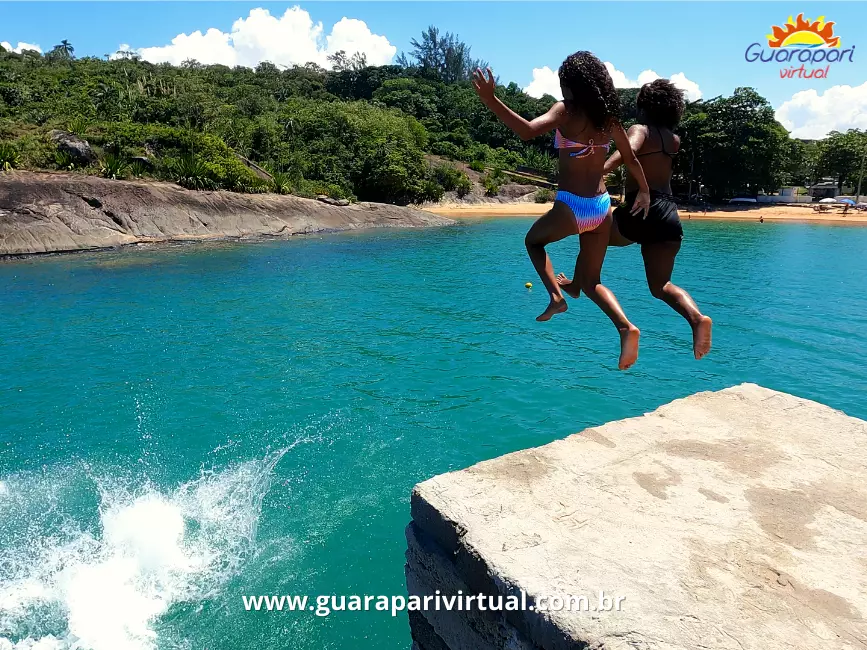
[557,79,712,359]
[472,52,651,369]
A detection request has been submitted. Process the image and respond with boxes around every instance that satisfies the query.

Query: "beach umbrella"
[819,198,837,203]
[837,198,856,205]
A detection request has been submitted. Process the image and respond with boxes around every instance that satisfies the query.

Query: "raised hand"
[472,68,496,103]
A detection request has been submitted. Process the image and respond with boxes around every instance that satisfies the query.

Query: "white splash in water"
[0,449,287,650]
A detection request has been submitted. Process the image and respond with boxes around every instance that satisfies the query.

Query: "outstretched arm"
[472,68,565,141]
[610,121,651,217]
[603,124,648,174]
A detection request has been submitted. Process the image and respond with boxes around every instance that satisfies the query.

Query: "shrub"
[236,176,270,194]
[430,141,460,159]
[270,170,293,195]
[455,175,472,199]
[221,165,254,192]
[480,168,506,197]
[55,150,76,171]
[67,116,90,138]
[469,160,485,173]
[26,109,49,126]
[482,176,501,196]
[535,188,554,203]
[431,163,465,192]
[13,134,60,169]
[165,154,215,190]
[100,154,129,180]
[463,144,521,171]
[293,178,354,201]
[419,179,444,203]
[0,142,21,171]
[129,161,148,178]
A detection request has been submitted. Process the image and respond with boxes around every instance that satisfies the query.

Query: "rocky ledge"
[406,384,867,650]
[0,172,454,256]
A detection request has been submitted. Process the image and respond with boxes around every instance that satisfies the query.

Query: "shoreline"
[0,172,453,256]
[427,202,867,224]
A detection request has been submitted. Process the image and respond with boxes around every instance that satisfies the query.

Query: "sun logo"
[767,14,840,48]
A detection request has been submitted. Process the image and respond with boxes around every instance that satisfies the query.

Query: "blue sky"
[2,2,866,137]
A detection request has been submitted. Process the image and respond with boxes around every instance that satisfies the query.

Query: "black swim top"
[637,125,679,160]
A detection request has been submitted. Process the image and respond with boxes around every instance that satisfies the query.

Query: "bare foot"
[693,316,712,359]
[536,298,568,322]
[618,326,640,370]
[555,273,581,299]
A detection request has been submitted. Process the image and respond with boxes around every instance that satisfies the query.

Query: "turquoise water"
[1,218,865,650]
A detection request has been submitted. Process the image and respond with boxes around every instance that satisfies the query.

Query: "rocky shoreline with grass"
[0,172,454,256]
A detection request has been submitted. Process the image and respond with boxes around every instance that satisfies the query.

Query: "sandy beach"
[427,201,867,224]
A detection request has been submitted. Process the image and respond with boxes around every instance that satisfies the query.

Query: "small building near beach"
[757,186,812,204]
[809,180,854,199]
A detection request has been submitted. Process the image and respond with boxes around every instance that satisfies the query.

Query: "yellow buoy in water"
[525,282,533,289]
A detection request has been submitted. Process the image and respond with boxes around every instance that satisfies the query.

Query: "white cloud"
[525,62,702,102]
[670,73,702,103]
[524,66,562,100]
[605,63,703,101]
[1,41,42,54]
[524,61,701,102]
[120,6,396,69]
[775,82,867,139]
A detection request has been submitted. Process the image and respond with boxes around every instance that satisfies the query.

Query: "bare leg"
[556,208,633,298]
[641,241,712,359]
[525,203,577,321]
[579,216,640,369]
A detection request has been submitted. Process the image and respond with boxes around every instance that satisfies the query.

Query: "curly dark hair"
[558,51,620,131]
[637,79,685,130]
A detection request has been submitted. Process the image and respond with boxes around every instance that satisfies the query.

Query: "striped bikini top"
[554,129,610,158]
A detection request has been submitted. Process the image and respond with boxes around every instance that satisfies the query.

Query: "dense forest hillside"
[1,29,864,203]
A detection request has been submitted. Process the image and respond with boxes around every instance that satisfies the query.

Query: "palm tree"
[51,39,75,59]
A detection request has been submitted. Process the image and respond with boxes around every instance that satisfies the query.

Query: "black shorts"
[613,191,683,244]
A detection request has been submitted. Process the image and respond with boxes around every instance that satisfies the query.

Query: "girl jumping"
[472,51,651,369]
[557,79,712,359]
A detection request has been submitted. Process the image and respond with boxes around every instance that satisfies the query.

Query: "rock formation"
[0,172,453,255]
[406,384,867,650]
[49,130,97,165]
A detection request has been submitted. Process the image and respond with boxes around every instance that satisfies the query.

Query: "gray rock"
[49,130,97,165]
[407,384,867,650]
[316,195,351,207]
[130,156,155,170]
[0,172,454,255]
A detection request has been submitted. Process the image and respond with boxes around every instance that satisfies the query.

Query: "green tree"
[399,26,487,83]
[817,129,867,191]
[677,88,789,199]
[327,50,368,72]
[49,39,75,60]
[782,139,819,187]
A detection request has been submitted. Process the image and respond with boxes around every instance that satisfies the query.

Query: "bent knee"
[648,283,668,299]
[525,226,548,247]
